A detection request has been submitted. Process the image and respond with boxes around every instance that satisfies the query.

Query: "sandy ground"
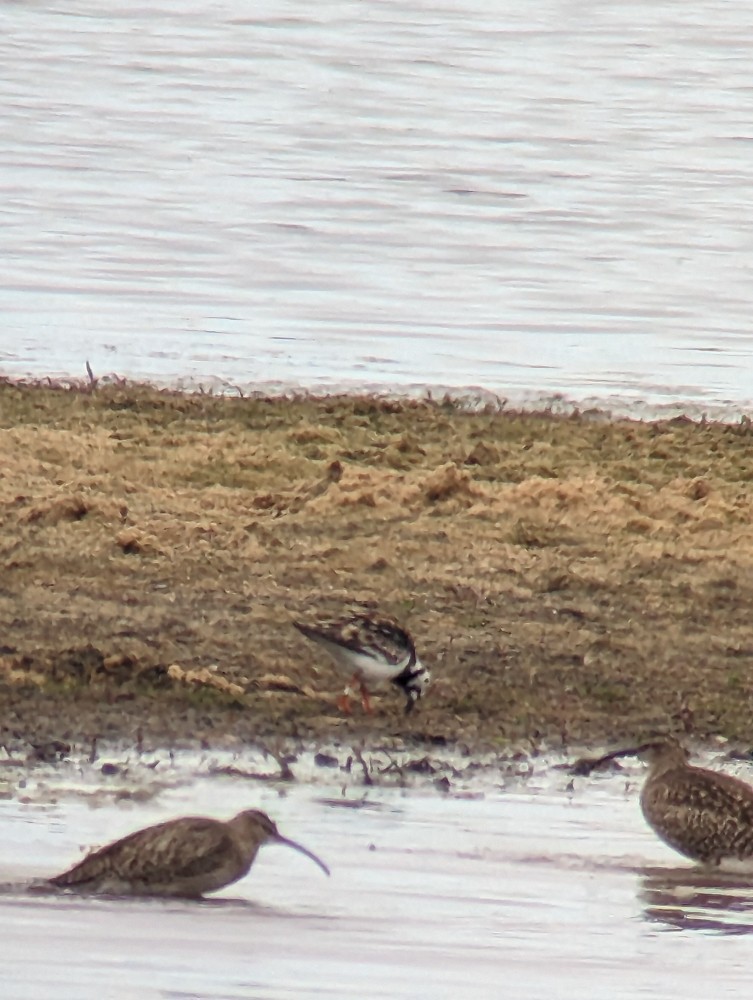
[1,379,753,756]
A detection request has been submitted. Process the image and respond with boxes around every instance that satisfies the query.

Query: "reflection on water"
[2,2,753,412]
[639,867,753,935]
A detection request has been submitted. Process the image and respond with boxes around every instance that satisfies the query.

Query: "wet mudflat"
[1,749,753,999]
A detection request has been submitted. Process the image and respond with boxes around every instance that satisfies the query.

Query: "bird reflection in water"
[639,866,753,935]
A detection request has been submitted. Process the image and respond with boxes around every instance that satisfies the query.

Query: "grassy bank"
[2,379,753,752]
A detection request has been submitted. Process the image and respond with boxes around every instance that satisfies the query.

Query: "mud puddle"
[1,748,753,999]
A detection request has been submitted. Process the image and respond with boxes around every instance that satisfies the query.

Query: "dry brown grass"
[2,379,753,751]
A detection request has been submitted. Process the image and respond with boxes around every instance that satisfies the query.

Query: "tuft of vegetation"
[2,378,753,751]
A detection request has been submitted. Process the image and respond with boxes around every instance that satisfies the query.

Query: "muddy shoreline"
[2,379,753,757]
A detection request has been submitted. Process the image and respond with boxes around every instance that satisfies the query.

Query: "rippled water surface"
[2,748,753,999]
[2,2,753,411]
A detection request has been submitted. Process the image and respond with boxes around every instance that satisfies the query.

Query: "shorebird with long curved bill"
[293,610,430,714]
[47,809,330,898]
[628,739,753,871]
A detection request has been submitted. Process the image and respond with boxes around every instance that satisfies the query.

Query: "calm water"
[1,747,753,998]
[2,2,753,414]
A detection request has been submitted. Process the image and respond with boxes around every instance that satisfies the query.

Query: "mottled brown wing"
[643,767,753,861]
[51,817,237,887]
[295,613,413,666]
[357,614,415,664]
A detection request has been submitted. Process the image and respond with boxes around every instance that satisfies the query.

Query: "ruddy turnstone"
[293,610,430,714]
[47,809,329,898]
[635,739,753,870]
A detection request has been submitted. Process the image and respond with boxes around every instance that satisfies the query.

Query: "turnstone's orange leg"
[358,680,373,714]
[336,674,360,714]
[336,690,352,714]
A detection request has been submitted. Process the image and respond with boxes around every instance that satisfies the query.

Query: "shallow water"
[2,749,753,999]
[2,2,753,414]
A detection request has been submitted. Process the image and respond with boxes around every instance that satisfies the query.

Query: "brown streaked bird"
[636,739,753,870]
[293,610,430,714]
[47,809,330,898]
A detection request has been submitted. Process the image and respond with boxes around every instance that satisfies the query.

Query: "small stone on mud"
[405,756,436,774]
[28,740,71,763]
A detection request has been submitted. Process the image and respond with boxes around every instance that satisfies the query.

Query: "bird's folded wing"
[51,818,236,886]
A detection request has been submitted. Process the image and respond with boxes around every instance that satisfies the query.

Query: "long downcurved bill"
[276,836,331,876]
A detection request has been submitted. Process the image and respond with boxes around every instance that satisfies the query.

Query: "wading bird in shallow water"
[293,610,430,714]
[47,809,330,898]
[632,739,753,871]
